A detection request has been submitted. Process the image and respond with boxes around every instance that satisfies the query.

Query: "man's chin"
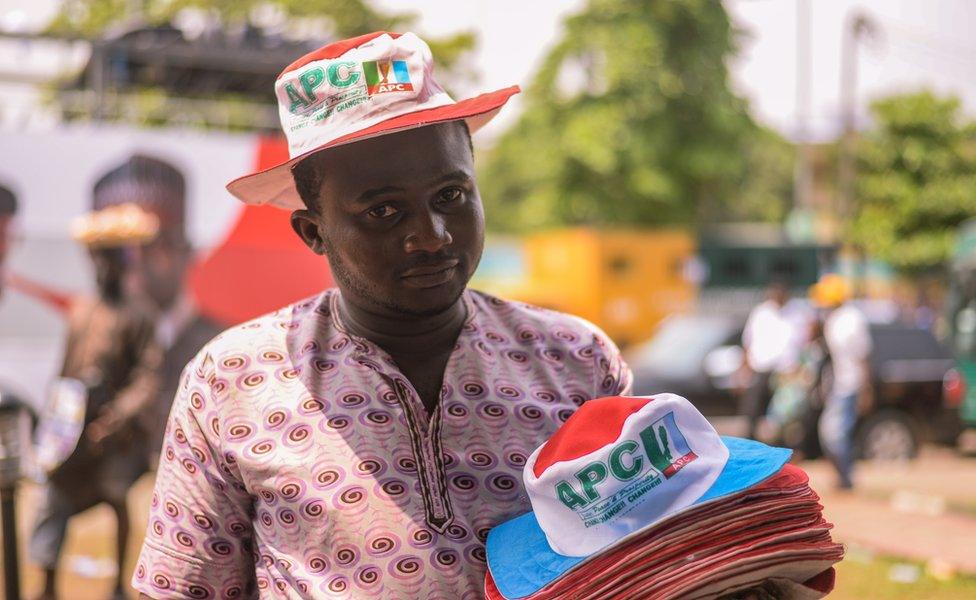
[387,280,467,317]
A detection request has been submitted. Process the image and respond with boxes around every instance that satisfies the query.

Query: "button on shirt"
[132,289,632,599]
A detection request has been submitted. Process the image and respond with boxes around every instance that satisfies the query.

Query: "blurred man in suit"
[91,155,223,462]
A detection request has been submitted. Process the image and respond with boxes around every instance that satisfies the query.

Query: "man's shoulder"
[194,290,332,366]
[747,300,776,321]
[467,289,613,348]
[831,304,870,334]
[828,303,862,324]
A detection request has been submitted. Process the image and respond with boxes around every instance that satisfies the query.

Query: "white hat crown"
[275,32,454,159]
[524,394,730,556]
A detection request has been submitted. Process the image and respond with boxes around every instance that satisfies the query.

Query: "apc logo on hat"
[521,395,731,557]
[283,61,367,116]
[554,411,698,528]
[363,60,414,95]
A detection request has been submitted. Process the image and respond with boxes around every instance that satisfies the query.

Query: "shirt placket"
[392,377,453,532]
[332,290,466,534]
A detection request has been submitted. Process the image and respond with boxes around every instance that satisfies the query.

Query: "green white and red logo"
[283,59,415,117]
[554,411,698,527]
[362,59,414,95]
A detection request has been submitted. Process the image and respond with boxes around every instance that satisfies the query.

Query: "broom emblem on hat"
[658,426,673,464]
[363,60,414,95]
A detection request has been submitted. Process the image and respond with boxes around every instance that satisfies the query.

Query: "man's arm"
[129,350,256,599]
[87,312,163,444]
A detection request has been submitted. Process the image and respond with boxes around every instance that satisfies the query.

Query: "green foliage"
[478,0,789,232]
[849,91,976,273]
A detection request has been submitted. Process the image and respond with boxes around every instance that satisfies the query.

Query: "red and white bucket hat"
[226,31,519,210]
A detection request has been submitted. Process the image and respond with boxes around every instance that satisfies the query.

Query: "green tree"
[478,0,789,232]
[849,90,976,273]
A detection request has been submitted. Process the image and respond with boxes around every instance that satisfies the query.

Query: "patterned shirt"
[132,288,632,599]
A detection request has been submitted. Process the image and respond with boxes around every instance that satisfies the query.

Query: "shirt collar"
[325,288,477,364]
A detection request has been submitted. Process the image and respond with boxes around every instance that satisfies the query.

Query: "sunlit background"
[1,1,976,598]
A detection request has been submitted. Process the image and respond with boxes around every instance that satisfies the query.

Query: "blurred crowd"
[741,278,871,492]
[0,155,221,600]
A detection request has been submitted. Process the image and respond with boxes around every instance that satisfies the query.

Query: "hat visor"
[485,436,792,600]
[226,85,520,210]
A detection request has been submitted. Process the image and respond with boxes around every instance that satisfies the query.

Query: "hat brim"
[226,85,520,210]
[485,436,792,600]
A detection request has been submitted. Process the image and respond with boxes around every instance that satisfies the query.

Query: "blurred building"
[1,20,322,131]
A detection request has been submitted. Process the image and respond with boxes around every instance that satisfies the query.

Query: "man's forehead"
[319,123,472,193]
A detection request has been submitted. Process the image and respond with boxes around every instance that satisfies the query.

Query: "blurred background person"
[0,184,20,360]
[741,281,794,440]
[29,203,162,600]
[0,183,16,289]
[91,155,223,464]
[811,274,872,490]
[767,315,830,461]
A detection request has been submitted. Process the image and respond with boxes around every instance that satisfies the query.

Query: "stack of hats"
[486,394,843,600]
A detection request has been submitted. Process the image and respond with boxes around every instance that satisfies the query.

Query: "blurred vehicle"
[626,314,744,417]
[945,218,976,443]
[626,314,960,460]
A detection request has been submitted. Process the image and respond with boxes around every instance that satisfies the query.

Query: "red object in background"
[189,136,333,326]
[4,272,73,314]
[944,368,966,408]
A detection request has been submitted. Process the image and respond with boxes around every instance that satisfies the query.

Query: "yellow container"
[511,228,696,348]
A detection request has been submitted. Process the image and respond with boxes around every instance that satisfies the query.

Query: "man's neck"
[337,292,467,357]
[99,287,123,306]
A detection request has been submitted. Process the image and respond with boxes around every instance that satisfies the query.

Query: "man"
[30,204,163,600]
[812,274,871,490]
[741,281,793,439]
[134,32,631,599]
[92,155,224,461]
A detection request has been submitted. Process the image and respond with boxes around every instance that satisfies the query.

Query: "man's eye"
[367,204,398,219]
[438,187,463,204]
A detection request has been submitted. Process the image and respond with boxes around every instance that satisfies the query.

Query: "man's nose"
[404,211,453,254]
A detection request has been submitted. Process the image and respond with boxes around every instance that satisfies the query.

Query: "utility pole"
[793,0,812,211]
[837,11,877,219]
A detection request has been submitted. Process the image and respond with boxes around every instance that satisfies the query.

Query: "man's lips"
[400,259,460,278]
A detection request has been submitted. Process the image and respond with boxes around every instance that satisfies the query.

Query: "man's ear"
[291,210,327,255]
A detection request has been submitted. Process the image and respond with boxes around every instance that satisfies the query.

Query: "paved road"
[803,446,976,574]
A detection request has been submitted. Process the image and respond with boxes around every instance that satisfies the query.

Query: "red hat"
[226,31,519,210]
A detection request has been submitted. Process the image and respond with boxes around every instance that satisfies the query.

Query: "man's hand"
[85,418,112,446]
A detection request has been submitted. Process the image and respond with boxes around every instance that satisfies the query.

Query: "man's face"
[135,232,190,311]
[292,122,484,318]
[89,246,128,299]
[769,285,789,307]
